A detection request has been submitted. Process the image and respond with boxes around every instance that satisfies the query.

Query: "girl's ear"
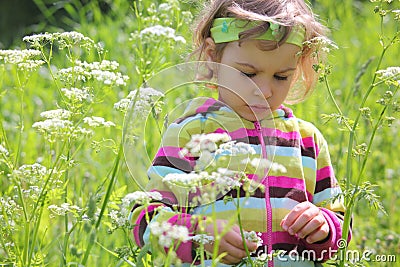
[204,37,217,62]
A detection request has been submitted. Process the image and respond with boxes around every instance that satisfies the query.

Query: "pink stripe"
[269,176,306,190]
[154,147,195,167]
[220,127,302,141]
[195,98,217,113]
[259,231,299,245]
[167,214,197,263]
[133,205,161,247]
[155,146,184,158]
[188,126,304,142]
[316,166,334,181]
[302,136,320,155]
[302,136,315,148]
[269,176,313,200]
[152,190,177,203]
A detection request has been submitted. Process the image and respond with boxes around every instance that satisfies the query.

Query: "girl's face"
[206,38,300,121]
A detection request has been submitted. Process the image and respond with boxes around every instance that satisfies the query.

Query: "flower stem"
[81,140,123,265]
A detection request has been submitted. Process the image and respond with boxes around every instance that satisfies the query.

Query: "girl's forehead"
[221,40,300,70]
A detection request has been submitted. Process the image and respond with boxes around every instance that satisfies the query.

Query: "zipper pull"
[254,121,262,132]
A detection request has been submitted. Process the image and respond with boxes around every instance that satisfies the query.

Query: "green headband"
[210,18,305,48]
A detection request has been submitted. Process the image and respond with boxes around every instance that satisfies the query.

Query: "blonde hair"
[192,0,329,103]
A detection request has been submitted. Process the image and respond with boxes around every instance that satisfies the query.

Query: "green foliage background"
[0,0,399,266]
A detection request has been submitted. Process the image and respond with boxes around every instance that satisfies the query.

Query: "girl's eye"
[241,71,256,78]
[274,75,288,81]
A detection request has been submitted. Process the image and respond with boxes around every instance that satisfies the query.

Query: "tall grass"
[0,0,399,266]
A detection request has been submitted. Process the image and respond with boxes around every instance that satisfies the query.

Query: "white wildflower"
[32,118,92,142]
[113,98,131,112]
[114,87,164,114]
[0,49,41,64]
[304,36,338,53]
[244,158,287,174]
[48,203,82,216]
[33,118,73,130]
[13,163,49,179]
[58,60,128,86]
[393,10,400,20]
[149,221,190,248]
[17,60,45,71]
[163,172,212,192]
[139,25,186,43]
[376,67,400,79]
[0,144,9,156]
[61,87,92,102]
[244,231,263,247]
[183,133,231,156]
[190,234,214,244]
[216,141,256,156]
[158,3,172,12]
[109,210,128,227]
[122,191,162,206]
[56,31,95,49]
[83,116,115,128]
[40,109,72,119]
[23,33,54,44]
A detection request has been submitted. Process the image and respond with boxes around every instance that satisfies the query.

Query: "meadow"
[0,0,399,266]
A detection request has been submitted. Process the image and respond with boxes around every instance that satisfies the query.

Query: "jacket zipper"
[254,121,273,267]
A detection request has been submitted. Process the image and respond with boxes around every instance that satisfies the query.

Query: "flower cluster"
[216,141,256,156]
[122,191,163,206]
[163,168,241,198]
[180,133,231,156]
[48,203,83,216]
[114,87,165,117]
[32,109,92,143]
[244,230,263,247]
[83,116,115,128]
[247,158,287,173]
[23,31,94,50]
[61,87,92,103]
[139,25,186,44]
[0,144,9,156]
[190,234,214,245]
[304,36,339,54]
[40,109,72,119]
[58,59,129,86]
[376,67,400,86]
[0,197,23,231]
[149,221,190,248]
[0,49,44,71]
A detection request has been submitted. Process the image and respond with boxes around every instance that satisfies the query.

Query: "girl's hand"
[200,219,258,265]
[280,202,329,244]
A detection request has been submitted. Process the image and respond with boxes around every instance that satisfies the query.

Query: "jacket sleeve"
[301,129,351,261]
[129,118,201,263]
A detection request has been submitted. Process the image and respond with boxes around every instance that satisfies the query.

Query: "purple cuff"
[166,214,199,263]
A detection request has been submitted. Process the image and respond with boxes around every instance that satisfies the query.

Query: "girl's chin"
[237,111,272,122]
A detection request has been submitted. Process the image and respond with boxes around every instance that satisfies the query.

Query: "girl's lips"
[249,105,269,111]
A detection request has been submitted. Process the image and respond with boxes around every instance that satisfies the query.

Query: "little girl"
[130,0,350,266]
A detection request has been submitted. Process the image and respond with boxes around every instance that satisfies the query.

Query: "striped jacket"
[130,97,348,266]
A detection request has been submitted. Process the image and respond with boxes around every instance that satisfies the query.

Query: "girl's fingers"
[219,240,248,263]
[281,202,312,234]
[220,253,244,265]
[295,210,325,238]
[304,222,330,244]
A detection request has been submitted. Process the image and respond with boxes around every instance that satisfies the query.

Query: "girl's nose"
[254,84,272,99]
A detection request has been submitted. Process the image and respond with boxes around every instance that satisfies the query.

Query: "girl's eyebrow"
[277,67,297,73]
[235,62,257,70]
